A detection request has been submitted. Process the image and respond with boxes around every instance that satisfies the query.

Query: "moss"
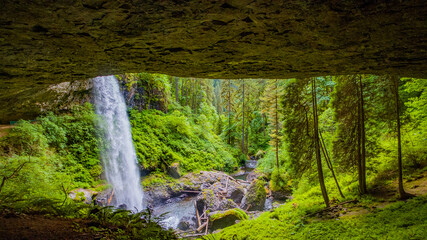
[74,192,86,202]
[255,180,267,203]
[215,194,427,240]
[141,172,177,188]
[202,189,216,208]
[211,208,249,222]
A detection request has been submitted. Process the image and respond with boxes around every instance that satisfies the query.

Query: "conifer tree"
[221,79,235,145]
[330,75,367,194]
[262,79,283,169]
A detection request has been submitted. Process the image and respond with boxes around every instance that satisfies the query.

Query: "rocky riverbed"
[69,167,291,235]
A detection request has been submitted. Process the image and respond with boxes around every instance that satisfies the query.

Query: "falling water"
[93,75,144,211]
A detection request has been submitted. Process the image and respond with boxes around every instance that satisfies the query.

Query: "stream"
[150,159,286,232]
[153,195,198,230]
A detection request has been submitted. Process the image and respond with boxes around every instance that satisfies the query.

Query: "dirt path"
[0,212,103,240]
[0,125,14,138]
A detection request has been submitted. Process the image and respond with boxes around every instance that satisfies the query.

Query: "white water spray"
[93,75,144,211]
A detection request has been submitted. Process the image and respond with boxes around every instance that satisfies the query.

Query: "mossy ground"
[204,171,427,240]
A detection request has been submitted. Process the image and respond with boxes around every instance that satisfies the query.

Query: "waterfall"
[93,75,145,211]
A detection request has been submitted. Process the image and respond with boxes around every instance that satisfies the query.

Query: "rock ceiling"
[0,0,426,122]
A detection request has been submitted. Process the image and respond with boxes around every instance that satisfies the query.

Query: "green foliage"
[130,109,238,173]
[270,168,291,192]
[0,104,101,206]
[214,191,427,240]
[117,73,172,112]
[252,179,267,204]
[0,120,48,156]
[281,78,316,178]
[0,198,177,240]
[87,206,177,240]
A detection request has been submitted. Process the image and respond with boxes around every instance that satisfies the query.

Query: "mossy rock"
[240,179,267,211]
[167,162,181,179]
[209,208,249,232]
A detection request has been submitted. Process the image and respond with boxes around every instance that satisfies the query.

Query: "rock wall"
[0,0,426,85]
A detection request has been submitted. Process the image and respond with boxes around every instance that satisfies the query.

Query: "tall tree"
[175,77,179,103]
[358,75,367,193]
[185,78,188,106]
[312,78,330,207]
[221,79,235,145]
[393,76,407,199]
[242,81,245,153]
[331,75,367,194]
[262,79,283,169]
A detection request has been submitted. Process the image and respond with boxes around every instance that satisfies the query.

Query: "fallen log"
[205,218,209,235]
[195,201,201,227]
[197,221,208,232]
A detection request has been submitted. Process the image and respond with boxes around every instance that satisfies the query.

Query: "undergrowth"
[210,195,427,240]
[0,198,177,240]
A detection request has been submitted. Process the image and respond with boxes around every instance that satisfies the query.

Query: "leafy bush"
[130,109,238,173]
[0,103,101,205]
[270,168,291,192]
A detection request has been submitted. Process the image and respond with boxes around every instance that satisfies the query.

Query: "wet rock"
[196,189,238,213]
[232,168,246,178]
[241,180,267,211]
[177,216,197,231]
[227,187,245,204]
[93,188,112,206]
[246,171,263,182]
[271,190,291,200]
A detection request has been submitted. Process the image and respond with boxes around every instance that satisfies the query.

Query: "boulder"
[240,180,267,211]
[69,188,96,204]
[246,171,263,182]
[167,162,181,179]
[93,188,112,206]
[177,216,198,231]
[227,187,245,204]
[209,208,249,232]
[271,190,291,200]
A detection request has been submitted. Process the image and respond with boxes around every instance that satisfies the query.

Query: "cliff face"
[1,0,426,83]
[0,76,168,123]
[0,80,92,123]
[1,1,426,121]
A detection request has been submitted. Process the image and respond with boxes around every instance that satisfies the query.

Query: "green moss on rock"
[211,208,249,222]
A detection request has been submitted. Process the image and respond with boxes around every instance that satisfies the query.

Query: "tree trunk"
[275,81,279,169]
[262,113,266,137]
[185,79,188,106]
[181,78,185,105]
[312,78,329,207]
[359,75,367,194]
[195,80,198,114]
[357,82,364,195]
[320,132,345,198]
[394,76,406,199]
[228,80,231,145]
[0,177,6,194]
[175,77,179,103]
[242,81,245,153]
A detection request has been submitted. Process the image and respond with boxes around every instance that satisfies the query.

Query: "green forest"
[0,74,426,240]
